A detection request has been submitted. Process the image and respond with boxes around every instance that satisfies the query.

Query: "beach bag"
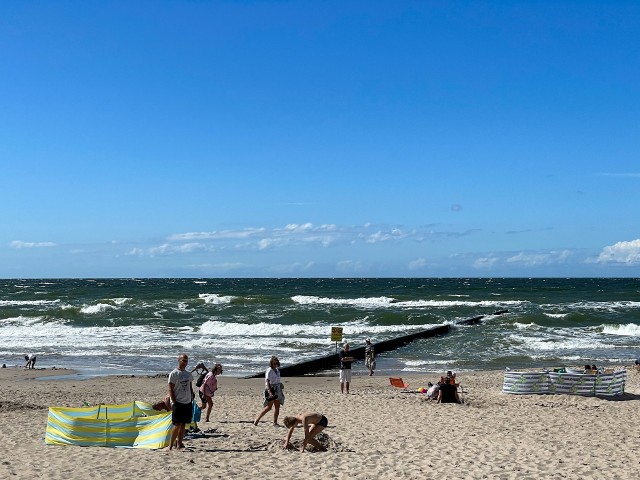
[196,372,207,388]
[192,401,201,422]
[264,389,278,402]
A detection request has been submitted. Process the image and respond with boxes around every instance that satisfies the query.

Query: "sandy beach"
[1,366,639,480]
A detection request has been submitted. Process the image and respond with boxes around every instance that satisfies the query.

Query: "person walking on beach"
[168,353,195,450]
[254,356,285,426]
[364,338,375,376]
[339,343,354,394]
[283,412,329,452]
[199,363,222,422]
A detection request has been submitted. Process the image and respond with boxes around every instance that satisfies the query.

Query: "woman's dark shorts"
[318,415,328,427]
[172,401,192,425]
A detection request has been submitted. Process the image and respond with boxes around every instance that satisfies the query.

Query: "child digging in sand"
[283,412,328,452]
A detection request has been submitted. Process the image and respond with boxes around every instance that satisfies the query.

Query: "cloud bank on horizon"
[5,223,640,277]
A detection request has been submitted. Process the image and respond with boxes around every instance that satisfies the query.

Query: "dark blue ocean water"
[1,278,639,377]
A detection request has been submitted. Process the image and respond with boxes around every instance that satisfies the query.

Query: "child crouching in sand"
[283,412,328,452]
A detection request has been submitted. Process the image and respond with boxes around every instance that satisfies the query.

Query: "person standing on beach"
[168,353,194,450]
[199,363,222,422]
[364,338,375,376]
[254,356,285,426]
[339,343,354,394]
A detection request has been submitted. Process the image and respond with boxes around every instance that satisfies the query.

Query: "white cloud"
[596,239,640,265]
[141,222,478,256]
[168,228,265,241]
[473,257,498,269]
[507,250,572,266]
[127,243,209,257]
[283,223,314,231]
[408,258,428,270]
[366,228,407,243]
[10,240,56,248]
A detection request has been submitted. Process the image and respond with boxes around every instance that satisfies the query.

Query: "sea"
[1,278,639,378]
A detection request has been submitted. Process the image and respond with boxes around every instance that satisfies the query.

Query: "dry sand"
[1,366,639,479]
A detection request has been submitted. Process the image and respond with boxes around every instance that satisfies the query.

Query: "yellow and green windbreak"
[45,401,172,448]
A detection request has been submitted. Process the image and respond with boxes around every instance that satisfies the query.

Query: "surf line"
[245,310,509,378]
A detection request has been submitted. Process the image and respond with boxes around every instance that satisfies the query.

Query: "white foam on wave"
[111,298,131,306]
[199,293,236,304]
[601,323,640,337]
[0,315,44,326]
[292,295,395,308]
[80,303,117,314]
[512,334,615,351]
[198,319,439,338]
[0,321,170,350]
[514,322,541,331]
[291,295,525,309]
[0,299,60,306]
[544,313,568,318]
[563,301,640,312]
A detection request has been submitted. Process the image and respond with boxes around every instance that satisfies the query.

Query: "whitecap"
[0,299,60,306]
[199,293,236,304]
[601,323,640,337]
[80,303,116,314]
[514,322,540,330]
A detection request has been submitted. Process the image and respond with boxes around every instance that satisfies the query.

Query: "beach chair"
[389,377,409,390]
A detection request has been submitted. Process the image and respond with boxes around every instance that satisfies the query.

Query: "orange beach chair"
[389,377,409,390]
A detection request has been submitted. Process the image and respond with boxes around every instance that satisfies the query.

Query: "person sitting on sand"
[24,354,36,369]
[283,412,329,452]
[437,376,461,404]
[426,381,439,400]
[199,363,222,422]
[152,395,172,412]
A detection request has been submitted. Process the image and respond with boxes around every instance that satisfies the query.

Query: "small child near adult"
[199,363,223,422]
[283,412,329,452]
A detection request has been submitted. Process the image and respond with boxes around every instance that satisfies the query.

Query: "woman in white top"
[253,356,285,426]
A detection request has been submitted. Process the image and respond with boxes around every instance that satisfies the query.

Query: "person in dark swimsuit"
[437,377,461,404]
[283,412,328,452]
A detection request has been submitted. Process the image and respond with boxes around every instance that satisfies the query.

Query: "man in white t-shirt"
[168,353,194,450]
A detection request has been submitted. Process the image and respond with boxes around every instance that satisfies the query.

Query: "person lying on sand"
[283,412,328,453]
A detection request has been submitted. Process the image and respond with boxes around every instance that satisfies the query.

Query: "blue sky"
[1,1,639,278]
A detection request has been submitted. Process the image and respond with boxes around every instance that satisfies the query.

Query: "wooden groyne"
[245,309,508,378]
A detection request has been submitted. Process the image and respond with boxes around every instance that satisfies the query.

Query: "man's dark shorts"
[172,401,192,425]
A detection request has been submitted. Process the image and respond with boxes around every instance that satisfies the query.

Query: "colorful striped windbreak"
[45,401,172,448]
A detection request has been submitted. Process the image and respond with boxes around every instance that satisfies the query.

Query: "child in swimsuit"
[282,412,328,452]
